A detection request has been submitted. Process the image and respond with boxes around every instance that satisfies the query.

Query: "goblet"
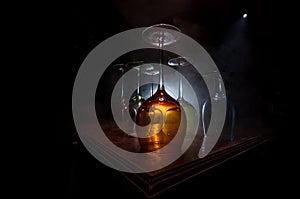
[201,72,235,142]
[126,61,145,127]
[113,63,129,132]
[136,24,185,153]
[168,57,198,151]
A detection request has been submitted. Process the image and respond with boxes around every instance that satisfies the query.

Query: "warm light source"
[243,13,247,18]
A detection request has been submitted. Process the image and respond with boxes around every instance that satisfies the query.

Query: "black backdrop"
[45,1,281,198]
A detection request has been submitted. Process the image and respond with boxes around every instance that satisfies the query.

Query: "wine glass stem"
[151,74,154,96]
[159,31,165,90]
[218,77,222,93]
[121,70,125,127]
[159,63,164,90]
[179,73,183,100]
[137,68,140,95]
[121,71,124,98]
[178,63,183,100]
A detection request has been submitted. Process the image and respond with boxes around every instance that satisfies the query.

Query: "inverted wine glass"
[136,24,186,153]
[126,60,145,128]
[113,63,130,132]
[201,71,235,142]
[168,57,198,151]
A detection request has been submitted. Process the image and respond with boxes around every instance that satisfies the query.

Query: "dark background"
[55,0,276,145]
[48,0,283,198]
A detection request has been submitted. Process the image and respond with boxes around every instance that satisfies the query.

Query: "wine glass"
[136,24,186,153]
[168,57,198,151]
[113,63,129,132]
[126,60,145,131]
[201,72,235,142]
